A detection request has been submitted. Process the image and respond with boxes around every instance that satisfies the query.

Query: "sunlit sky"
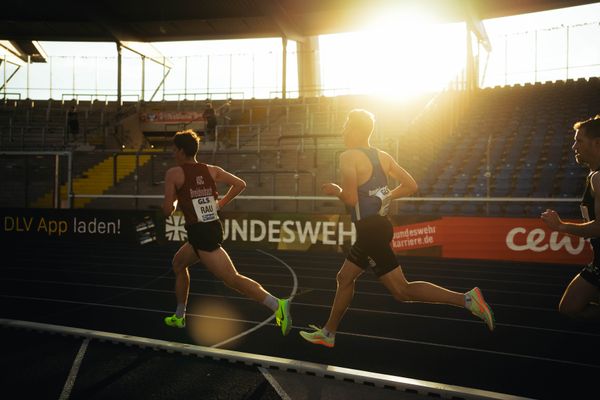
[1,2,599,100]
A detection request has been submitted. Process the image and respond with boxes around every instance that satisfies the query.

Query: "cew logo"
[506,227,586,255]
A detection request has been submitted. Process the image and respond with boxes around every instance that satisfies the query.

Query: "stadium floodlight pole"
[282,37,287,99]
[162,56,166,100]
[116,42,122,106]
[534,29,538,82]
[2,55,5,98]
[49,56,52,99]
[141,55,146,101]
[72,55,75,98]
[26,55,30,99]
[566,25,570,80]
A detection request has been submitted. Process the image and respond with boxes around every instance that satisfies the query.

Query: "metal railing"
[161,92,245,101]
[214,124,264,153]
[277,134,340,167]
[233,170,317,211]
[0,150,73,208]
[60,93,140,104]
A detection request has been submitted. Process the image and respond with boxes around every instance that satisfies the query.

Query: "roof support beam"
[255,0,306,43]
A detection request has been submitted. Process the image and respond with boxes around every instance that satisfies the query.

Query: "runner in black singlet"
[542,115,600,320]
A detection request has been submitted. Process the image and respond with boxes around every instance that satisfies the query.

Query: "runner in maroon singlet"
[162,130,292,335]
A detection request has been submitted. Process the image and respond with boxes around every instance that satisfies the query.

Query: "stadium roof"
[1,0,597,43]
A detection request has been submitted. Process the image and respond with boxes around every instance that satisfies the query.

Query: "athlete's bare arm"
[379,151,418,199]
[207,165,247,209]
[542,171,600,237]
[322,151,358,206]
[162,167,182,216]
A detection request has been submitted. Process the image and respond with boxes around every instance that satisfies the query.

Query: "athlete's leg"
[196,246,293,335]
[559,274,600,320]
[165,242,201,327]
[379,265,495,331]
[323,260,364,334]
[379,265,464,306]
[196,246,272,304]
[171,242,201,308]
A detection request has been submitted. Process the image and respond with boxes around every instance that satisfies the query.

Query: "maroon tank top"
[176,163,219,226]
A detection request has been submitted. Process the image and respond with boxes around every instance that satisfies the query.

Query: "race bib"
[581,205,590,222]
[372,186,392,216]
[192,195,219,222]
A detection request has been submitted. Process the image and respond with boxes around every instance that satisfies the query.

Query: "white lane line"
[1,294,599,369]
[1,281,596,338]
[1,267,564,298]
[0,294,273,325]
[336,329,600,369]
[13,256,575,284]
[2,274,567,316]
[0,276,562,304]
[258,367,292,400]
[256,249,299,301]
[58,338,90,400]
[209,249,298,349]
[0,278,560,312]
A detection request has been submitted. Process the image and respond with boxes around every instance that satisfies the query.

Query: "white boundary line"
[258,367,293,400]
[0,277,563,311]
[1,267,565,301]
[2,294,598,368]
[2,263,568,288]
[256,249,299,300]
[209,249,298,348]
[58,338,89,400]
[69,194,581,203]
[0,318,532,400]
[1,288,598,338]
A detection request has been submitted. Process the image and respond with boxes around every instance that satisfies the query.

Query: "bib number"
[581,205,590,222]
[192,196,219,222]
[373,186,391,216]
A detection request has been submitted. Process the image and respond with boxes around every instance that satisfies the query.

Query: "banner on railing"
[140,111,204,124]
[1,209,590,265]
[0,208,161,245]
[390,216,592,265]
[166,211,356,252]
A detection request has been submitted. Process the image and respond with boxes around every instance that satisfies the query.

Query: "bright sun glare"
[319,16,466,100]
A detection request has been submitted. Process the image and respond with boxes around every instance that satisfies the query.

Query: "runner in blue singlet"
[299,109,495,348]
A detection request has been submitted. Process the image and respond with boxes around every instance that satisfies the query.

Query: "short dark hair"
[346,109,375,137]
[173,130,200,157]
[574,115,600,138]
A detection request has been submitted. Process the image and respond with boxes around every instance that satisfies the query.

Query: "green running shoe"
[466,287,495,331]
[299,325,335,348]
[164,314,186,329]
[275,298,292,336]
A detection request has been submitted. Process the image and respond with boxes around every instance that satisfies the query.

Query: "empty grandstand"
[2,2,600,399]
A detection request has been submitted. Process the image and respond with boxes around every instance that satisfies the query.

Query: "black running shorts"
[346,215,398,277]
[580,263,600,288]
[186,220,223,253]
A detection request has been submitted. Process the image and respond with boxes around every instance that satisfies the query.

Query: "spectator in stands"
[541,115,600,320]
[202,102,217,142]
[299,109,495,348]
[162,129,292,335]
[217,99,233,148]
[67,106,79,140]
[217,99,232,126]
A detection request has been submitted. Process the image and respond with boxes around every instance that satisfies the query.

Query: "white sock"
[175,303,186,318]
[464,293,472,308]
[322,327,334,338]
[263,294,279,312]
